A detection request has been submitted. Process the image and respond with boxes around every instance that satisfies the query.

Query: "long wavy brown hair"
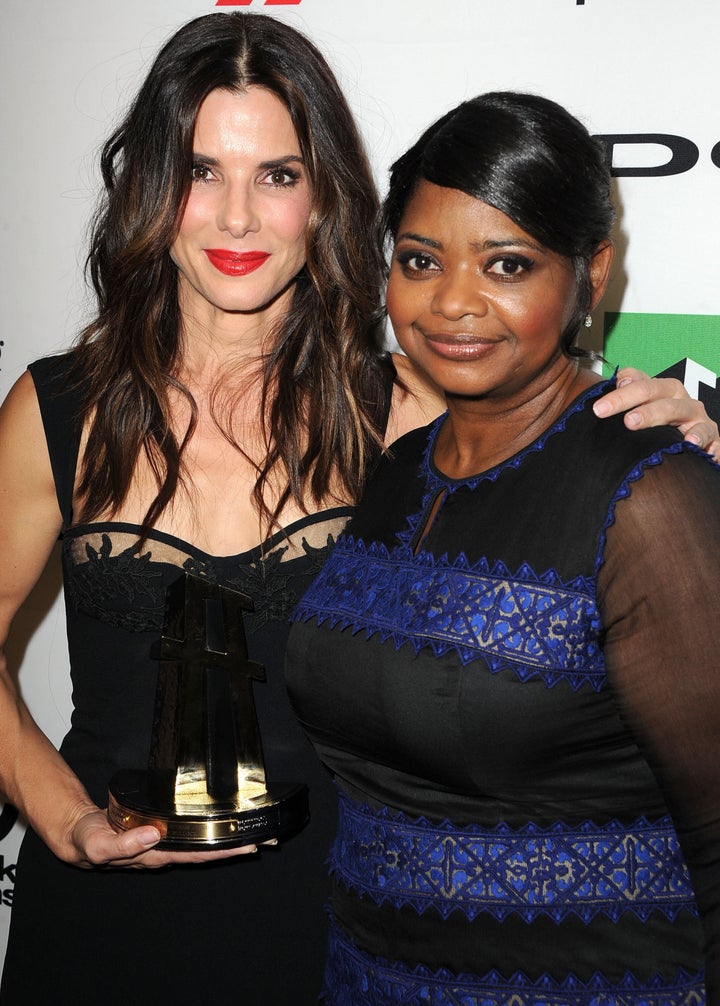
[72,12,389,535]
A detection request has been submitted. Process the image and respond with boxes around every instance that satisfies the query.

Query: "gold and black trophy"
[107,572,308,848]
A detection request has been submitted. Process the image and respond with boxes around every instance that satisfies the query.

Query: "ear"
[588,240,615,310]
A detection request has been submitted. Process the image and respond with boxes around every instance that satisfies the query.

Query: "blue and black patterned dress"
[287,379,720,1005]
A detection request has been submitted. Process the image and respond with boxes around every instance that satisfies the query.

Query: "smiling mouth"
[204,249,270,276]
[423,333,501,359]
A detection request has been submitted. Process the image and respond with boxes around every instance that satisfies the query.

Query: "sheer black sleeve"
[598,450,720,999]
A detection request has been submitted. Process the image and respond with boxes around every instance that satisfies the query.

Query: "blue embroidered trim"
[324,918,706,1006]
[403,381,611,548]
[329,793,696,924]
[423,380,609,492]
[293,541,604,689]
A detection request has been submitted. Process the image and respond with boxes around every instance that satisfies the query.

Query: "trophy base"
[107,770,309,850]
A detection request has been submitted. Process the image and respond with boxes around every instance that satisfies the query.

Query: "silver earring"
[584,313,593,328]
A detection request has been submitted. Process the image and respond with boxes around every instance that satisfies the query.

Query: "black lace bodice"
[1,352,376,1005]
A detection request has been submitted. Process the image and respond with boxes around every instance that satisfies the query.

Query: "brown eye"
[396,250,440,275]
[191,163,212,182]
[487,255,534,277]
[264,167,301,187]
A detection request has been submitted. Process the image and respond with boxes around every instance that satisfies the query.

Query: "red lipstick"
[204,249,270,276]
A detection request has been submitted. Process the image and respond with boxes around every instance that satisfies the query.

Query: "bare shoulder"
[0,370,62,572]
[0,371,54,484]
[385,354,445,445]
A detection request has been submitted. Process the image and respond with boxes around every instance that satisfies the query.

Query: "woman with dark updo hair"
[288,93,720,1002]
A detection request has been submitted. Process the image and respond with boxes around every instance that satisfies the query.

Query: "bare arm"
[0,373,255,867]
[593,367,720,461]
[385,353,445,445]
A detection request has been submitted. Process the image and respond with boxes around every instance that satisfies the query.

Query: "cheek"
[537,272,579,336]
[515,306,558,342]
[386,274,417,331]
[385,278,401,326]
[175,191,210,239]
[273,196,312,248]
[169,234,186,272]
[169,199,208,274]
[500,284,577,345]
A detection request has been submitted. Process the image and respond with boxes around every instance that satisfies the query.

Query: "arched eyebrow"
[395,232,442,248]
[257,155,305,170]
[478,238,543,253]
[395,231,544,254]
[191,153,305,170]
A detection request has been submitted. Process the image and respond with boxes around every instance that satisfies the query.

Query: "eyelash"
[264,167,301,187]
[190,163,302,187]
[395,250,440,275]
[191,162,215,184]
[486,254,535,278]
[395,250,535,280]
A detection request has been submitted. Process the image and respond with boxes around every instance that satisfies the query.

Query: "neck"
[434,356,600,480]
[176,278,294,383]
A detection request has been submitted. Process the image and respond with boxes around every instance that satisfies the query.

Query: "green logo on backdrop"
[602,313,720,377]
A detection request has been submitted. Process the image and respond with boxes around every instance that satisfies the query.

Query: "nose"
[431,265,488,321]
[217,179,260,238]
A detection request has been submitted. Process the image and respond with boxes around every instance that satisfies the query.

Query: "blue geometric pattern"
[330,794,697,924]
[324,920,706,1006]
[293,541,605,689]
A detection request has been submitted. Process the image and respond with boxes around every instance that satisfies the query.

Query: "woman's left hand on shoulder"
[592,366,720,462]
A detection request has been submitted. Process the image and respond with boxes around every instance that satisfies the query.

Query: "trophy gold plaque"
[107,572,308,849]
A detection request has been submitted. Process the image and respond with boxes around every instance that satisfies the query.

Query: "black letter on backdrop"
[0,803,18,842]
[594,134,699,177]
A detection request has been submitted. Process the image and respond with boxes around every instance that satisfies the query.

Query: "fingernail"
[625,412,641,428]
[593,400,610,417]
[617,378,633,388]
[686,434,701,445]
[139,828,161,847]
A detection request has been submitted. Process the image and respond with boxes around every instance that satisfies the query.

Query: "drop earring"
[584,314,593,328]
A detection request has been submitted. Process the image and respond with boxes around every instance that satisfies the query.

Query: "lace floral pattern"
[330,792,696,925]
[64,522,346,635]
[293,539,604,689]
[324,920,706,1006]
[228,535,334,632]
[65,534,166,633]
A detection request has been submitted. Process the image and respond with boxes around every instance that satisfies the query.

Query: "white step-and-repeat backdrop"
[1,0,719,959]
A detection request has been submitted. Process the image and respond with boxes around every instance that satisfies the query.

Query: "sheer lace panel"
[64,514,352,568]
[63,513,351,634]
[598,451,720,994]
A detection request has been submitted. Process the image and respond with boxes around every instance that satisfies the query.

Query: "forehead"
[399,181,531,242]
[193,86,300,153]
